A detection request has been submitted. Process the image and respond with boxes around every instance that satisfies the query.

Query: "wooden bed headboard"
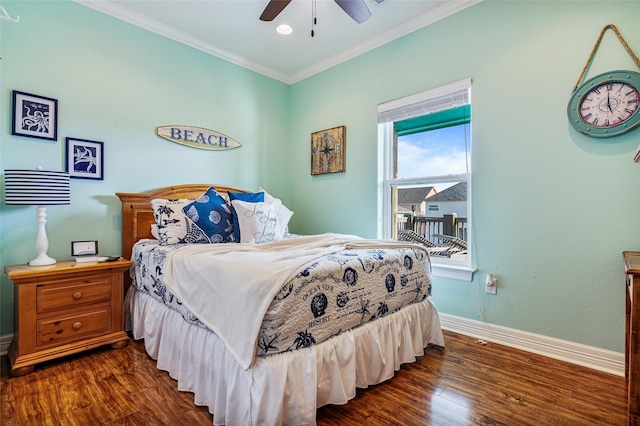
[116,184,248,261]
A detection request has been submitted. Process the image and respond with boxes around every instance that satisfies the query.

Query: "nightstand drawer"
[37,279,111,314]
[37,306,112,347]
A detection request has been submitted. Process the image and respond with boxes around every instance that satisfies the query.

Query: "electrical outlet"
[485,274,497,295]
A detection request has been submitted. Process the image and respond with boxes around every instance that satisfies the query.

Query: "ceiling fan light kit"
[276,23,293,35]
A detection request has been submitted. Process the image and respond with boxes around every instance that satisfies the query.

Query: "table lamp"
[4,167,70,266]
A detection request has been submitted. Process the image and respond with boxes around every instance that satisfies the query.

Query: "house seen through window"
[378,79,473,280]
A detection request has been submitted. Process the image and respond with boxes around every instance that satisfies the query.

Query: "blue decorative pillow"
[183,187,233,243]
[228,191,264,242]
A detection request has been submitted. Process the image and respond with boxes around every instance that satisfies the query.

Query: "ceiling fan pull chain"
[311,0,316,37]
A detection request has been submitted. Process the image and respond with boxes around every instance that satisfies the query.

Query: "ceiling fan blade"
[260,0,292,22]
[334,0,371,24]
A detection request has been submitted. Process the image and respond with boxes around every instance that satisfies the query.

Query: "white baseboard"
[1,334,13,356]
[439,313,625,377]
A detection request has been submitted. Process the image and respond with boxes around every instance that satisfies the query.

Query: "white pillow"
[231,198,293,244]
[150,197,209,245]
[259,187,276,203]
[258,187,293,234]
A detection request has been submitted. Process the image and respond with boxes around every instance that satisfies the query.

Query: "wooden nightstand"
[4,258,132,376]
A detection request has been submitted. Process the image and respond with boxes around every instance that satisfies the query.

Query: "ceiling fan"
[260,0,372,24]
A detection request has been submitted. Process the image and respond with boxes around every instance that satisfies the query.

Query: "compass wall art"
[311,125,346,175]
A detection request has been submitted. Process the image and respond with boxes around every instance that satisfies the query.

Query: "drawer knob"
[72,322,82,330]
[72,291,82,300]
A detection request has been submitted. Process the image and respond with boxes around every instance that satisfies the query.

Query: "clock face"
[567,71,640,138]
[578,81,639,128]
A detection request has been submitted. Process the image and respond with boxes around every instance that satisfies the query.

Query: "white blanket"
[163,233,429,370]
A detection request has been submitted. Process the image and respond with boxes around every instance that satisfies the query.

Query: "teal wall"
[289,0,640,352]
[1,0,639,357]
[0,1,290,335]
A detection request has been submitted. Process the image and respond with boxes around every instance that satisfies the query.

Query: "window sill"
[431,262,475,281]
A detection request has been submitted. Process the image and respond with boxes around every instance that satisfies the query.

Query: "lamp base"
[29,205,57,267]
[29,254,56,266]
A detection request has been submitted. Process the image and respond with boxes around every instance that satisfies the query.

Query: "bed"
[117,184,444,426]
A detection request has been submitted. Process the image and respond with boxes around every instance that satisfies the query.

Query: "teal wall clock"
[567,70,640,138]
[567,24,640,138]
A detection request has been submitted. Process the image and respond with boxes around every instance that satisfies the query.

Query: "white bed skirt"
[128,288,445,426]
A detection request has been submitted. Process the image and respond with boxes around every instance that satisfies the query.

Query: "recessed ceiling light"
[276,24,293,35]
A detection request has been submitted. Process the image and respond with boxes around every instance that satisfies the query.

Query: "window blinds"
[394,105,470,136]
[377,78,471,124]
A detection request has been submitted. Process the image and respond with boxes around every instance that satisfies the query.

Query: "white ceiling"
[75,0,479,84]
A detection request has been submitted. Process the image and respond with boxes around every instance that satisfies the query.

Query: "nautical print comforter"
[130,236,433,363]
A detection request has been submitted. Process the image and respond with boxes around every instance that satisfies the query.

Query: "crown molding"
[288,0,481,84]
[74,0,481,85]
[73,0,290,83]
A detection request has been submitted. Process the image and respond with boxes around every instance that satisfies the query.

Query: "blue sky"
[397,124,470,181]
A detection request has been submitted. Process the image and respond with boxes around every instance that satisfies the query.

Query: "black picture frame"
[66,137,104,180]
[12,91,58,141]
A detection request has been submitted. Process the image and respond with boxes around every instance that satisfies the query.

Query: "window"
[378,79,473,281]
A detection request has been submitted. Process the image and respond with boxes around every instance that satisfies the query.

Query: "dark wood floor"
[1,330,627,425]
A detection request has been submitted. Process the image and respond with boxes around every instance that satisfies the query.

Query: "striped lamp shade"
[5,169,70,205]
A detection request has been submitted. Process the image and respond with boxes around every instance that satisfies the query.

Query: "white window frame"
[377,78,475,281]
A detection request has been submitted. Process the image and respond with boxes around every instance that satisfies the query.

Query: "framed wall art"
[12,91,58,141]
[66,137,104,180]
[311,125,346,175]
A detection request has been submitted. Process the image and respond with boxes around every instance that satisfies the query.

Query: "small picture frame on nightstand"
[72,240,98,258]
